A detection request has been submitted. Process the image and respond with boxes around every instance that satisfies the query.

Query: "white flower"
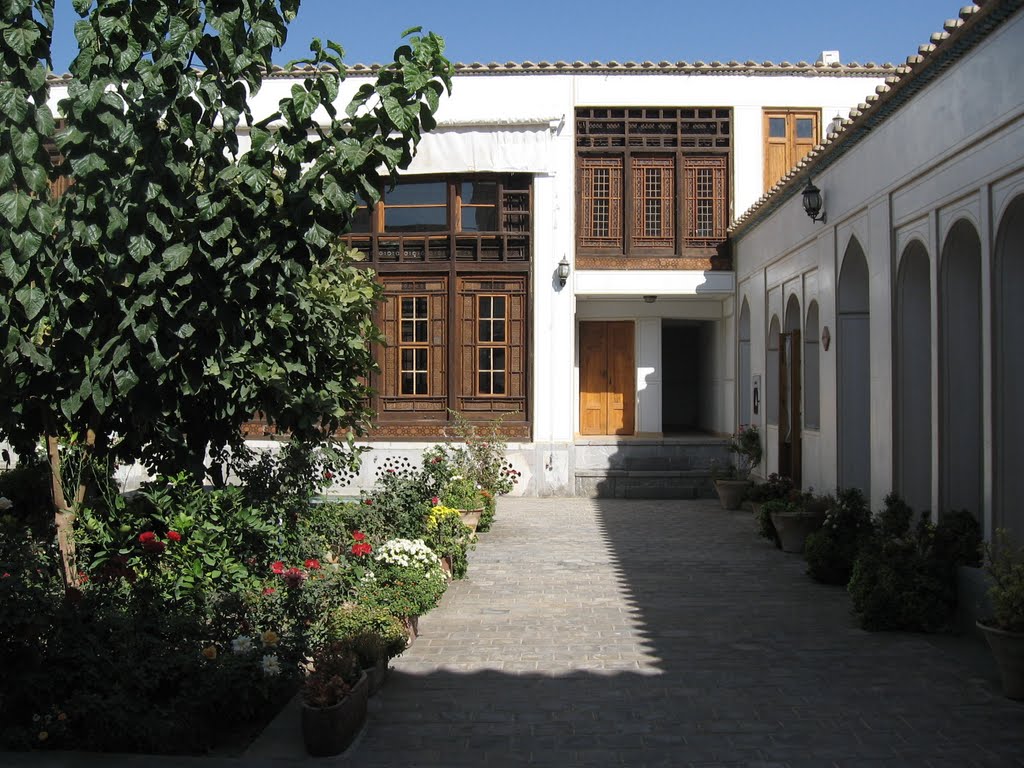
[231,635,254,654]
[0,497,12,511]
[261,654,281,677]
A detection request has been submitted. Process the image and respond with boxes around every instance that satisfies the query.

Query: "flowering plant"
[303,641,362,708]
[440,476,484,511]
[728,424,762,479]
[426,505,474,579]
[373,538,442,572]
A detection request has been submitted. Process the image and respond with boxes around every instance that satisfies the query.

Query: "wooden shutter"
[579,157,623,248]
[683,156,727,248]
[631,157,674,249]
[457,276,527,416]
[763,110,820,191]
[377,277,447,419]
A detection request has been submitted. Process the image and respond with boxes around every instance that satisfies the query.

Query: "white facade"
[731,2,1024,539]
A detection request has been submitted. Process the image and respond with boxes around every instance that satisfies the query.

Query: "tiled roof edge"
[729,1,1023,239]
[44,60,896,83]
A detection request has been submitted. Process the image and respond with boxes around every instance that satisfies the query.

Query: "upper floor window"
[345,175,531,264]
[763,109,819,191]
[576,107,731,260]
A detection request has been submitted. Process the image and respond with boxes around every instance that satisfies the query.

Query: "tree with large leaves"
[0,0,452,585]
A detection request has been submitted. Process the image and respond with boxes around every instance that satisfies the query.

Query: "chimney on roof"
[821,50,840,65]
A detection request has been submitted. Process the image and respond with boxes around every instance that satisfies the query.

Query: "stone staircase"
[573,436,732,499]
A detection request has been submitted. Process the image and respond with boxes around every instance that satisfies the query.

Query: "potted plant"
[313,603,409,696]
[978,529,1024,699]
[440,476,486,533]
[426,503,474,579]
[745,473,794,516]
[769,491,829,554]
[714,424,762,510]
[300,641,369,756]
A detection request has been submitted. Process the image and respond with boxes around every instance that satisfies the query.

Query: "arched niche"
[767,315,780,427]
[837,237,871,496]
[804,301,820,430]
[940,219,982,519]
[738,298,752,427]
[994,194,1024,539]
[780,294,802,485]
[895,240,932,515]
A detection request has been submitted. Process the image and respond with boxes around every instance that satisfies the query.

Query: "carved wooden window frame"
[398,294,431,396]
[475,294,508,397]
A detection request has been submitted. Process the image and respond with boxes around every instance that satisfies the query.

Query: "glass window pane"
[479,296,492,318]
[401,372,414,394]
[401,297,414,317]
[415,320,427,343]
[401,322,414,343]
[795,118,815,139]
[414,348,428,368]
[414,297,427,316]
[401,348,415,369]
[478,373,490,394]
[492,320,506,342]
[493,372,505,394]
[493,348,506,369]
[478,348,492,369]
[768,117,786,137]
[461,206,498,232]
[479,321,491,343]
[384,206,447,232]
[350,206,371,233]
[492,296,506,316]
[387,181,446,206]
[415,372,427,393]
[461,181,497,205]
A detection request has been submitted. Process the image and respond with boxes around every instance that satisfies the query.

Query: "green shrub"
[477,489,497,532]
[758,499,789,546]
[848,495,982,632]
[983,530,1024,633]
[310,602,408,662]
[441,476,485,510]
[746,473,794,503]
[426,504,474,578]
[362,471,430,540]
[804,488,871,585]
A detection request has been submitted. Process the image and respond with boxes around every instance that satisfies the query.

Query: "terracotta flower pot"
[978,621,1024,699]
[770,510,826,553]
[458,507,482,533]
[301,671,369,756]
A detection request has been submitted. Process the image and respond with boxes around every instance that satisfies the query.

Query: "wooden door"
[579,321,635,435]
[778,330,802,487]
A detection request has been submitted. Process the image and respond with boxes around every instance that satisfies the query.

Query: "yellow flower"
[260,630,279,647]
[38,731,48,741]
[201,645,218,660]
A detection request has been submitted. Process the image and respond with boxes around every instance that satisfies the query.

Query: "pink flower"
[166,531,182,543]
[263,587,276,595]
[431,496,439,506]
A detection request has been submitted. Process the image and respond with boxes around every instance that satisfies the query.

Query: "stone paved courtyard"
[7,497,1024,767]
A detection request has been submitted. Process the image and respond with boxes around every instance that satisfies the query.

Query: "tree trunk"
[46,435,78,589]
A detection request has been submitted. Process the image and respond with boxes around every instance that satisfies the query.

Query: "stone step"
[574,469,716,499]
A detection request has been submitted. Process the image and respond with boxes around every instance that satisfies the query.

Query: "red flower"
[166,531,182,543]
[263,587,276,595]
[1,572,9,579]
[323,470,334,480]
[271,561,285,574]
[363,499,373,506]
[77,572,89,584]
[431,496,439,506]
[352,531,366,542]
[138,531,157,543]
[304,558,321,570]
[351,542,372,557]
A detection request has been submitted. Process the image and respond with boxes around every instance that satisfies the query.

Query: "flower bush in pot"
[440,477,486,532]
[426,504,474,579]
[978,529,1024,699]
[714,424,762,510]
[768,491,830,554]
[300,640,368,756]
[361,538,448,643]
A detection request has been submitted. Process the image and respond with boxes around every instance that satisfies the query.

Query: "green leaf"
[0,155,14,187]
[127,234,155,260]
[2,24,41,57]
[12,130,40,164]
[163,243,192,271]
[0,83,29,123]
[10,229,42,258]
[289,85,320,122]
[382,96,412,130]
[15,284,44,320]
[0,191,31,226]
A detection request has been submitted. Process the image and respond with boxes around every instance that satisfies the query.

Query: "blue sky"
[48,0,956,73]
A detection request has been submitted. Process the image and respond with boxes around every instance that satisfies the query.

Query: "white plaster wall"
[733,11,1024,513]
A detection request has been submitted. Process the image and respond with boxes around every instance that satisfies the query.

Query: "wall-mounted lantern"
[557,256,570,287]
[802,178,827,224]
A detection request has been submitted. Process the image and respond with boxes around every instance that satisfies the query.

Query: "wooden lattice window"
[476,295,507,396]
[683,157,727,248]
[579,157,623,247]
[399,295,430,395]
[631,157,674,248]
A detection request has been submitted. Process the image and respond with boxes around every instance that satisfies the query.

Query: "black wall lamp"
[557,255,570,287]
[802,178,826,224]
